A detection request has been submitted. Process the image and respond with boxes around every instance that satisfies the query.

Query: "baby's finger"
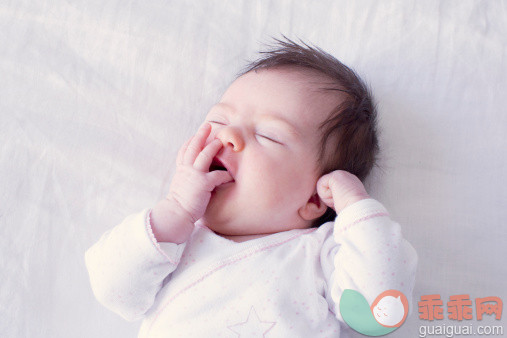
[183,123,212,165]
[316,175,330,195]
[194,139,223,172]
[316,175,334,208]
[176,137,193,165]
[207,170,234,190]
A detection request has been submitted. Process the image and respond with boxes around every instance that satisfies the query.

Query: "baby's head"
[201,38,378,237]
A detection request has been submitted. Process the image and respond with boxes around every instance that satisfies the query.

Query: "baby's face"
[201,67,340,237]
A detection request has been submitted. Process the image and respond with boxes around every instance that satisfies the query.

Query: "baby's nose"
[216,126,244,152]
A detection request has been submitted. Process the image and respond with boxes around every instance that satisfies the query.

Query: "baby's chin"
[202,205,232,233]
[203,186,234,224]
[201,213,236,235]
[201,208,253,237]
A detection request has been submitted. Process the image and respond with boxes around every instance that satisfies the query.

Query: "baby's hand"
[317,170,370,213]
[167,123,233,223]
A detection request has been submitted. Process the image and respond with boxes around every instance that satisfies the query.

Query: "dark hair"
[239,37,379,225]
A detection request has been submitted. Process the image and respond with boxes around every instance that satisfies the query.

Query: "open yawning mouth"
[209,157,235,192]
[209,157,228,172]
[209,156,236,184]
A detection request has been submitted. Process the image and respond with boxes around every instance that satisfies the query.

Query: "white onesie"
[85,199,417,337]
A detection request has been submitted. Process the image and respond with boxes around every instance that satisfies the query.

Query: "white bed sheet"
[1,1,506,337]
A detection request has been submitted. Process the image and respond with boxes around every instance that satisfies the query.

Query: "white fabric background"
[1,1,506,337]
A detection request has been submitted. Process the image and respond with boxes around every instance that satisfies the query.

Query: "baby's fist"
[317,170,370,213]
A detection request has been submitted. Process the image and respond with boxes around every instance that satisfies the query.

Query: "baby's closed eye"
[208,120,227,126]
[255,133,283,145]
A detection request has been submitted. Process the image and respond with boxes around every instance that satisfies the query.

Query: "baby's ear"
[298,192,328,221]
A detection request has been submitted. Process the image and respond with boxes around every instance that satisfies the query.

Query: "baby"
[85,38,417,337]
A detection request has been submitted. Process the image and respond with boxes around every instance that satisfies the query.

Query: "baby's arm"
[85,123,232,320]
[317,171,418,319]
[84,209,185,321]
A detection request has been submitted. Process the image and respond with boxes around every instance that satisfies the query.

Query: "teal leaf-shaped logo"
[339,289,408,336]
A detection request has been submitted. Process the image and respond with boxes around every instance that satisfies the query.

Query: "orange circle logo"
[370,289,409,327]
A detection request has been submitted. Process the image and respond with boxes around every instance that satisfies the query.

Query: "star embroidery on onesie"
[227,307,276,337]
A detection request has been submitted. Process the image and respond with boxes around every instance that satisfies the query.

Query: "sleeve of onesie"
[320,198,418,322]
[84,209,186,321]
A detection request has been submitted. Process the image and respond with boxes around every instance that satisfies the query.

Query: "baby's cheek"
[258,167,309,208]
[248,171,283,208]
